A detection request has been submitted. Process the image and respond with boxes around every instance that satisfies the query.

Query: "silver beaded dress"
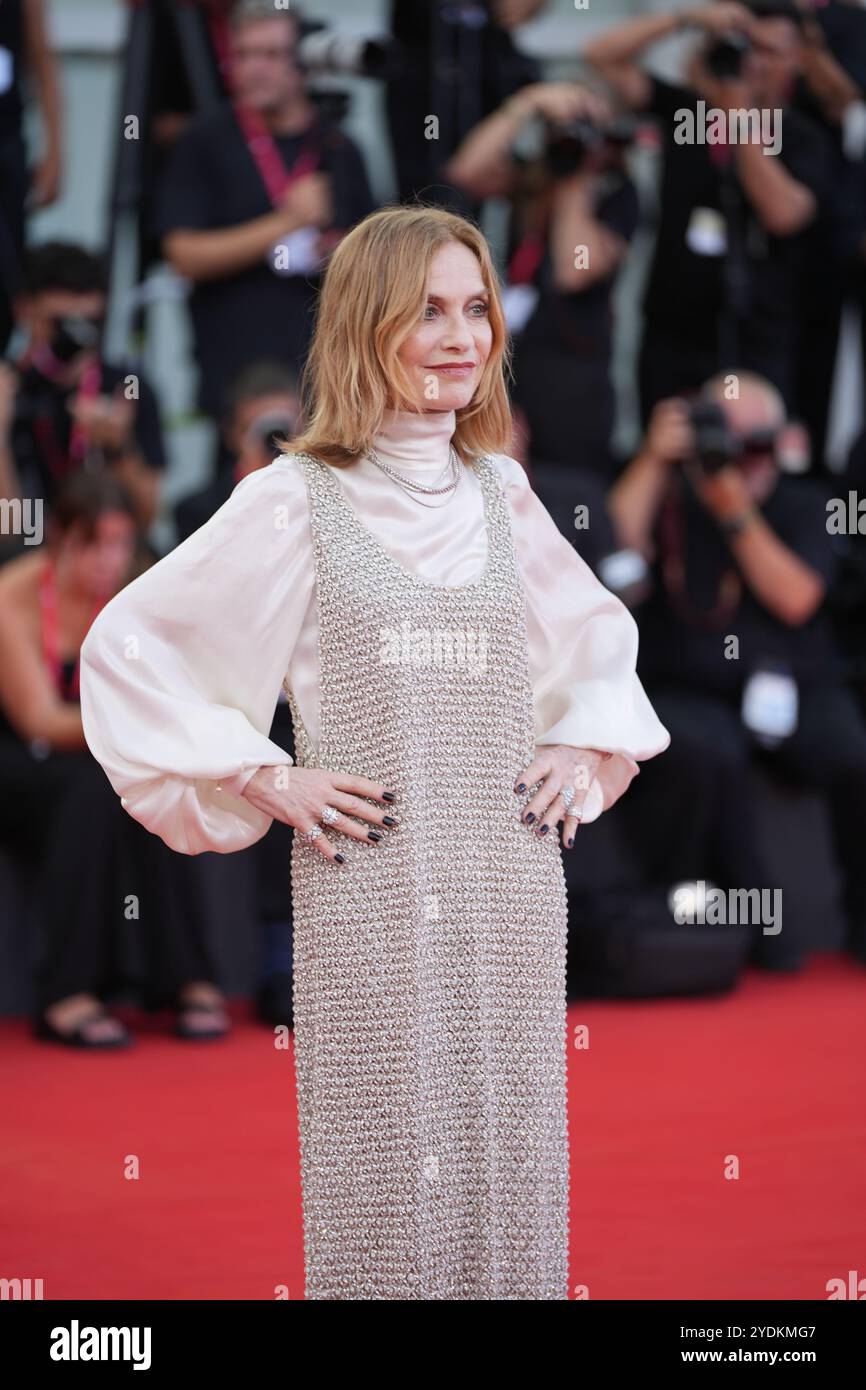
[79,412,671,1302]
[285,450,570,1301]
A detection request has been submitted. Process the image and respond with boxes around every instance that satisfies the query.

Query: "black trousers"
[0,735,217,1012]
[618,682,866,934]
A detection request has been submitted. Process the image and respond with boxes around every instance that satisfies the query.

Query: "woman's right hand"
[241,764,397,863]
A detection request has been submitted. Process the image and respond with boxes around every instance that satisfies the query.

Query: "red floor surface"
[3,952,864,1300]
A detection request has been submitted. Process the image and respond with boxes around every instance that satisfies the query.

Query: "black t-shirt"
[637,472,844,696]
[828,430,866,686]
[643,77,833,344]
[796,2,866,274]
[153,103,375,417]
[11,359,166,511]
[514,173,640,362]
[813,0,866,93]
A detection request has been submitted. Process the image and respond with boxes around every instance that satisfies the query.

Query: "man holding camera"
[586,1,833,422]
[607,371,866,968]
[0,243,165,552]
[445,81,640,475]
[154,0,373,441]
[173,359,300,543]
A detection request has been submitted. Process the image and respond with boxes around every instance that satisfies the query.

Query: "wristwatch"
[719,506,758,536]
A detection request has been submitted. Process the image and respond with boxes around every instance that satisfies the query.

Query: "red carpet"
[3,952,864,1300]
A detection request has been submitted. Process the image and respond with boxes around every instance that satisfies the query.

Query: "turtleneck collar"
[370,407,457,470]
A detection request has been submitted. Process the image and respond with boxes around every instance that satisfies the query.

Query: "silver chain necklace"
[366,444,462,508]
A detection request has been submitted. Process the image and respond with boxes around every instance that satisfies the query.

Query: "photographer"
[608,371,866,968]
[585,1,833,421]
[789,1,866,474]
[154,0,374,439]
[445,82,639,475]
[385,0,546,214]
[0,0,63,351]
[1,243,165,541]
[173,359,300,543]
[0,473,228,1046]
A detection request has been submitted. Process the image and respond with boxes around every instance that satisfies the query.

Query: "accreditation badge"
[686,207,728,257]
[268,226,323,278]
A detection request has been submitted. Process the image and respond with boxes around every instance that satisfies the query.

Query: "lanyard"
[20,349,103,481]
[39,560,104,702]
[233,101,322,207]
[508,232,545,286]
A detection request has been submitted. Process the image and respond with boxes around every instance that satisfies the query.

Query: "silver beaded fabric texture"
[280,450,570,1300]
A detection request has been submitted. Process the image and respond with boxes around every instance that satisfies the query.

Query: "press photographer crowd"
[1,0,865,1048]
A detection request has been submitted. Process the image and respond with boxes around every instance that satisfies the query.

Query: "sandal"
[174,997,230,1040]
[34,1005,133,1050]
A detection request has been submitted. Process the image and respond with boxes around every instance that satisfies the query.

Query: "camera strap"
[660,476,742,630]
[20,348,104,481]
[507,231,545,286]
[233,101,322,208]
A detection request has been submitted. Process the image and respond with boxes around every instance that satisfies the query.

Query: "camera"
[49,315,102,365]
[687,401,740,474]
[296,23,401,81]
[542,115,636,178]
[248,410,298,454]
[705,31,751,81]
[686,402,802,475]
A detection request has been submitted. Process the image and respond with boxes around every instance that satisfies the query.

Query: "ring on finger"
[302,825,323,843]
[537,787,575,831]
[321,805,340,825]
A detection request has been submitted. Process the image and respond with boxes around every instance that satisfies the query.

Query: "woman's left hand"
[513,744,605,848]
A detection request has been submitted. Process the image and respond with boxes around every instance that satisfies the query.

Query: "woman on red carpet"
[79,205,669,1298]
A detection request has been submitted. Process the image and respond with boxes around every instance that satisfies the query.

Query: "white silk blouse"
[79,406,670,854]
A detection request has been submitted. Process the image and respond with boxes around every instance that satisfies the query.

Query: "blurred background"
[1,0,865,1045]
[2,0,865,1306]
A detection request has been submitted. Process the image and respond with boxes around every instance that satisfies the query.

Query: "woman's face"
[397,241,494,413]
[57,512,137,598]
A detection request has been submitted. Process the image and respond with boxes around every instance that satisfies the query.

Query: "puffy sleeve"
[495,454,670,823]
[79,460,314,854]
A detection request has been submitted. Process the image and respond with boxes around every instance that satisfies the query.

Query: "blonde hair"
[280,204,515,469]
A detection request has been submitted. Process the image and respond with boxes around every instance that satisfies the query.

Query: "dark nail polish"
[525,812,535,824]
[383,816,397,826]
[539,824,549,836]
[567,837,574,849]
[515,782,526,793]
[368,830,382,841]
[382,791,397,802]
[335,853,345,863]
